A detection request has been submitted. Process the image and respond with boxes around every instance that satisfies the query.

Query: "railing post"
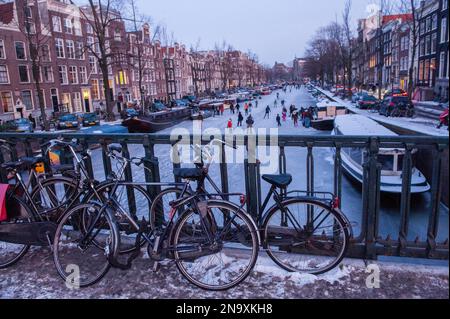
[219,142,229,200]
[307,142,314,224]
[143,136,161,200]
[427,144,445,258]
[399,144,413,256]
[121,141,137,218]
[334,142,343,208]
[364,137,381,260]
[100,139,112,179]
[81,139,94,179]
[246,134,258,219]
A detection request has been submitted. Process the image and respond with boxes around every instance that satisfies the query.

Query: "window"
[24,6,32,19]
[419,60,424,81]
[420,38,425,56]
[87,36,94,50]
[439,52,446,78]
[59,66,68,84]
[432,13,438,30]
[76,42,85,60]
[89,56,97,73]
[52,16,62,32]
[79,66,87,84]
[0,65,9,83]
[86,23,93,34]
[15,42,26,60]
[1,92,14,113]
[114,28,122,41]
[420,21,425,35]
[42,66,53,82]
[425,35,431,55]
[25,21,36,34]
[444,0,448,10]
[425,59,430,82]
[74,20,82,36]
[91,79,99,100]
[40,45,51,62]
[64,18,73,34]
[21,90,33,110]
[55,38,64,58]
[0,40,5,59]
[18,65,29,83]
[66,40,75,59]
[441,18,447,43]
[426,16,432,32]
[35,89,45,108]
[431,33,437,53]
[73,92,82,112]
[68,66,78,84]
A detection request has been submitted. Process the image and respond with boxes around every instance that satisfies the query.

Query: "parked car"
[352,92,368,104]
[357,95,380,110]
[81,113,100,127]
[6,118,34,133]
[152,101,166,112]
[379,96,414,117]
[384,89,407,99]
[57,114,80,130]
[173,99,189,107]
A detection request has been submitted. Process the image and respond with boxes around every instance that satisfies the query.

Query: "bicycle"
[150,139,353,275]
[53,143,259,290]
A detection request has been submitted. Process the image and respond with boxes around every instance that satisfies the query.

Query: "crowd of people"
[207,85,319,131]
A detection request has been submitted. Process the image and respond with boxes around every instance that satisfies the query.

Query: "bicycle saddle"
[174,168,204,180]
[262,174,293,188]
[1,157,43,170]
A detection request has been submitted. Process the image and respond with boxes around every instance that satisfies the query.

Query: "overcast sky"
[135,0,380,65]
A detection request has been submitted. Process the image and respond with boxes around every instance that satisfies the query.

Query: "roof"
[0,2,14,25]
[382,14,413,24]
[317,101,346,108]
[335,115,398,137]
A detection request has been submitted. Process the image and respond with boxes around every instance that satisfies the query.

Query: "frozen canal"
[88,86,449,243]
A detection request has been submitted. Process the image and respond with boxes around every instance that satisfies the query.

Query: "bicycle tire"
[262,198,350,275]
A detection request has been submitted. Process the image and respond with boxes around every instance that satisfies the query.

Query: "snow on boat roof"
[317,101,345,108]
[335,115,398,136]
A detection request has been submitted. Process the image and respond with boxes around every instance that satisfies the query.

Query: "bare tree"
[69,0,125,121]
[15,0,51,130]
[126,0,161,113]
[398,0,422,99]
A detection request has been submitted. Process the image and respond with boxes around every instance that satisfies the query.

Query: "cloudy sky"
[135,0,379,65]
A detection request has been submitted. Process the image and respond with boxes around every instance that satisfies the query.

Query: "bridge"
[0,132,448,261]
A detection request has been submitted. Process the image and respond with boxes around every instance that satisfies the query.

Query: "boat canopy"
[316,101,346,108]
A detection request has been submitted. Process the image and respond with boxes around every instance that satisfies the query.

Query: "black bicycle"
[150,139,352,275]
[53,144,259,290]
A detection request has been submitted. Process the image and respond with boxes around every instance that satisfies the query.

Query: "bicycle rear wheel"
[0,195,31,269]
[263,199,349,275]
[172,201,258,291]
[53,203,118,288]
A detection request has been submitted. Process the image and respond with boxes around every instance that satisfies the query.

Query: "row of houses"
[0,0,266,122]
[352,0,448,101]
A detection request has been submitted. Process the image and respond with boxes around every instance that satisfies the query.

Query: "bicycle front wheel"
[263,199,349,275]
[53,203,118,288]
[172,201,258,291]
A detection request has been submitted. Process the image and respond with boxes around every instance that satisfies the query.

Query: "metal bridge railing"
[0,132,448,260]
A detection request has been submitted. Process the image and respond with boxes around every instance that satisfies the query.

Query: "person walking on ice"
[264,105,271,119]
[246,115,254,131]
[227,118,233,132]
[276,114,282,127]
[237,112,244,127]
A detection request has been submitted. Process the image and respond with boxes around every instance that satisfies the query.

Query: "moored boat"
[333,115,430,194]
[122,107,192,133]
[311,101,348,131]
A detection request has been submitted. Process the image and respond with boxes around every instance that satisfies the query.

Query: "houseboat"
[122,107,192,133]
[311,100,348,131]
[333,115,430,194]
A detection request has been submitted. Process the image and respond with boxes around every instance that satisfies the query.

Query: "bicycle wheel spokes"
[53,204,114,287]
[264,200,348,275]
[173,203,258,291]
[32,179,78,215]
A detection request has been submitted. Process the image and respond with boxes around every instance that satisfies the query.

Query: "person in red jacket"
[227,118,233,129]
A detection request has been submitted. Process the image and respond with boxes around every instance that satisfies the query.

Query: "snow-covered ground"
[0,247,447,299]
[313,86,449,137]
